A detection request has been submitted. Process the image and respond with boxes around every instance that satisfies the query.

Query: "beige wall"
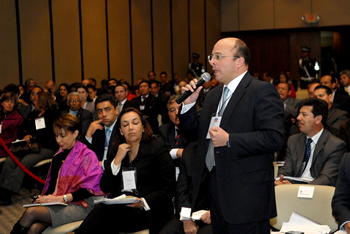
[0,0,221,90]
[222,0,350,32]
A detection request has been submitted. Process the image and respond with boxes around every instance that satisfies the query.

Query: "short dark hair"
[113,107,153,148]
[138,80,150,89]
[54,113,82,138]
[160,71,167,76]
[298,98,328,126]
[232,39,250,65]
[86,84,96,91]
[150,80,160,87]
[115,84,127,92]
[95,93,117,109]
[109,78,118,84]
[3,84,19,95]
[340,70,350,78]
[277,82,291,91]
[148,71,156,77]
[314,85,332,95]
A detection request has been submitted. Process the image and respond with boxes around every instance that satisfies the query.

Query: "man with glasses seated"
[18,86,43,119]
[80,93,118,169]
[61,92,93,138]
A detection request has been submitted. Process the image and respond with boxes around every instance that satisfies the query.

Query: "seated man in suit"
[277,82,301,118]
[130,80,159,134]
[61,92,93,138]
[114,84,134,114]
[150,80,170,125]
[332,153,350,233]
[157,95,189,166]
[80,93,118,169]
[160,142,212,234]
[314,85,348,136]
[276,98,346,186]
[320,75,349,114]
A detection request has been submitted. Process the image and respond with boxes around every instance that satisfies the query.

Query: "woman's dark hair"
[76,85,93,102]
[57,83,70,101]
[37,92,57,111]
[0,92,17,112]
[113,107,153,147]
[53,113,82,138]
[3,84,20,95]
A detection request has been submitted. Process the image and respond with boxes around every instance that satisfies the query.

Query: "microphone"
[176,72,211,104]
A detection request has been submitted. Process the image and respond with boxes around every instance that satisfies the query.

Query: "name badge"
[206,115,222,139]
[122,169,137,191]
[35,117,46,130]
[0,122,2,134]
[140,105,145,111]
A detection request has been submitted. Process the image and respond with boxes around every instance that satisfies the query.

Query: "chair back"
[270,184,338,232]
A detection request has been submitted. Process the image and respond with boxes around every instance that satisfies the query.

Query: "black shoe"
[10,222,29,234]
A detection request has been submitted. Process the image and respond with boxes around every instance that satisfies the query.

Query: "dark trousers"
[160,215,213,234]
[208,168,270,234]
[75,203,149,234]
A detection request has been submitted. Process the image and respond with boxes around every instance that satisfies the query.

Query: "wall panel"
[52,0,81,86]
[274,0,311,29]
[206,0,221,74]
[221,0,238,32]
[313,0,350,27]
[153,0,172,77]
[0,0,19,88]
[239,0,274,31]
[107,0,132,83]
[172,0,189,78]
[81,0,108,82]
[19,0,52,88]
[189,0,206,75]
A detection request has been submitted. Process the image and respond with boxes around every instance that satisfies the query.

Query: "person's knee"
[28,222,48,234]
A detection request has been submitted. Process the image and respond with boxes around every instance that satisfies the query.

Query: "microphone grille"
[201,72,211,82]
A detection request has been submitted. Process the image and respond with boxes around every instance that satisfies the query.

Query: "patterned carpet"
[0,188,39,234]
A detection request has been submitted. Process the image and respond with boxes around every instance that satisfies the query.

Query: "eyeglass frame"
[207,54,240,62]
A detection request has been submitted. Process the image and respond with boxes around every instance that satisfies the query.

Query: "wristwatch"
[226,140,230,148]
[62,195,68,203]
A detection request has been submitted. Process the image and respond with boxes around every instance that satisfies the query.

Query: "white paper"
[280,212,331,234]
[191,210,209,220]
[122,170,136,191]
[297,186,315,199]
[206,116,222,139]
[94,195,140,205]
[35,117,46,130]
[23,202,67,207]
[180,207,192,219]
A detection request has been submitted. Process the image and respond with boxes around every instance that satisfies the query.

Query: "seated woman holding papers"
[76,107,176,234]
[11,114,104,233]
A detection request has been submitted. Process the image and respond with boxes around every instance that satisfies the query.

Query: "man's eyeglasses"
[207,54,240,62]
[69,99,80,103]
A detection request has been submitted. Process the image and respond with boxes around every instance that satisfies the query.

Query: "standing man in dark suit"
[180,38,284,233]
[80,93,118,169]
[61,92,93,138]
[276,98,346,186]
[332,153,350,232]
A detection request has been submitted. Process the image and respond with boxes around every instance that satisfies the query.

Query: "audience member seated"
[108,78,118,87]
[119,79,136,101]
[320,75,349,114]
[157,95,189,166]
[81,78,91,87]
[150,80,170,124]
[276,98,346,186]
[80,93,118,169]
[77,85,95,116]
[307,82,320,98]
[61,92,93,139]
[18,86,43,120]
[20,78,36,104]
[332,153,350,233]
[114,84,134,114]
[314,85,348,136]
[277,82,300,118]
[130,80,159,134]
[75,108,175,234]
[18,85,25,100]
[160,142,212,234]
[0,92,60,205]
[276,72,296,98]
[86,84,98,102]
[10,114,104,233]
[45,80,58,97]
[340,70,350,97]
[56,83,70,112]
[97,79,109,95]
[339,119,350,152]
[0,92,24,159]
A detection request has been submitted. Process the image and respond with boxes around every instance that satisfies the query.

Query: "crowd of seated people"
[2,68,350,233]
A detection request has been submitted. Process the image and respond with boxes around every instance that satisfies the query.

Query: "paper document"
[280,212,331,234]
[94,194,140,205]
[12,139,26,144]
[191,210,209,220]
[23,202,67,208]
[275,176,313,183]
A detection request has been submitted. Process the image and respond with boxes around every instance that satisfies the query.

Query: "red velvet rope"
[0,137,45,184]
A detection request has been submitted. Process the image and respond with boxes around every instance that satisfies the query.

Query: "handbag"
[9,141,42,156]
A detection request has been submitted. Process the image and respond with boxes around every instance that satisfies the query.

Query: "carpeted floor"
[0,188,39,234]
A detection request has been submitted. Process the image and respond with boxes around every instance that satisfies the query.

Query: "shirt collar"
[307,128,324,145]
[224,70,248,94]
[105,118,117,133]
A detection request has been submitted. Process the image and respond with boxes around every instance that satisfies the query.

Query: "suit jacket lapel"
[220,74,250,129]
[169,125,176,148]
[311,130,327,166]
[295,134,307,176]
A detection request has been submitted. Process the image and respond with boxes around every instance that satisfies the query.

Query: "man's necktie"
[105,128,112,147]
[118,103,122,115]
[304,138,313,163]
[175,129,181,146]
[206,87,230,171]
